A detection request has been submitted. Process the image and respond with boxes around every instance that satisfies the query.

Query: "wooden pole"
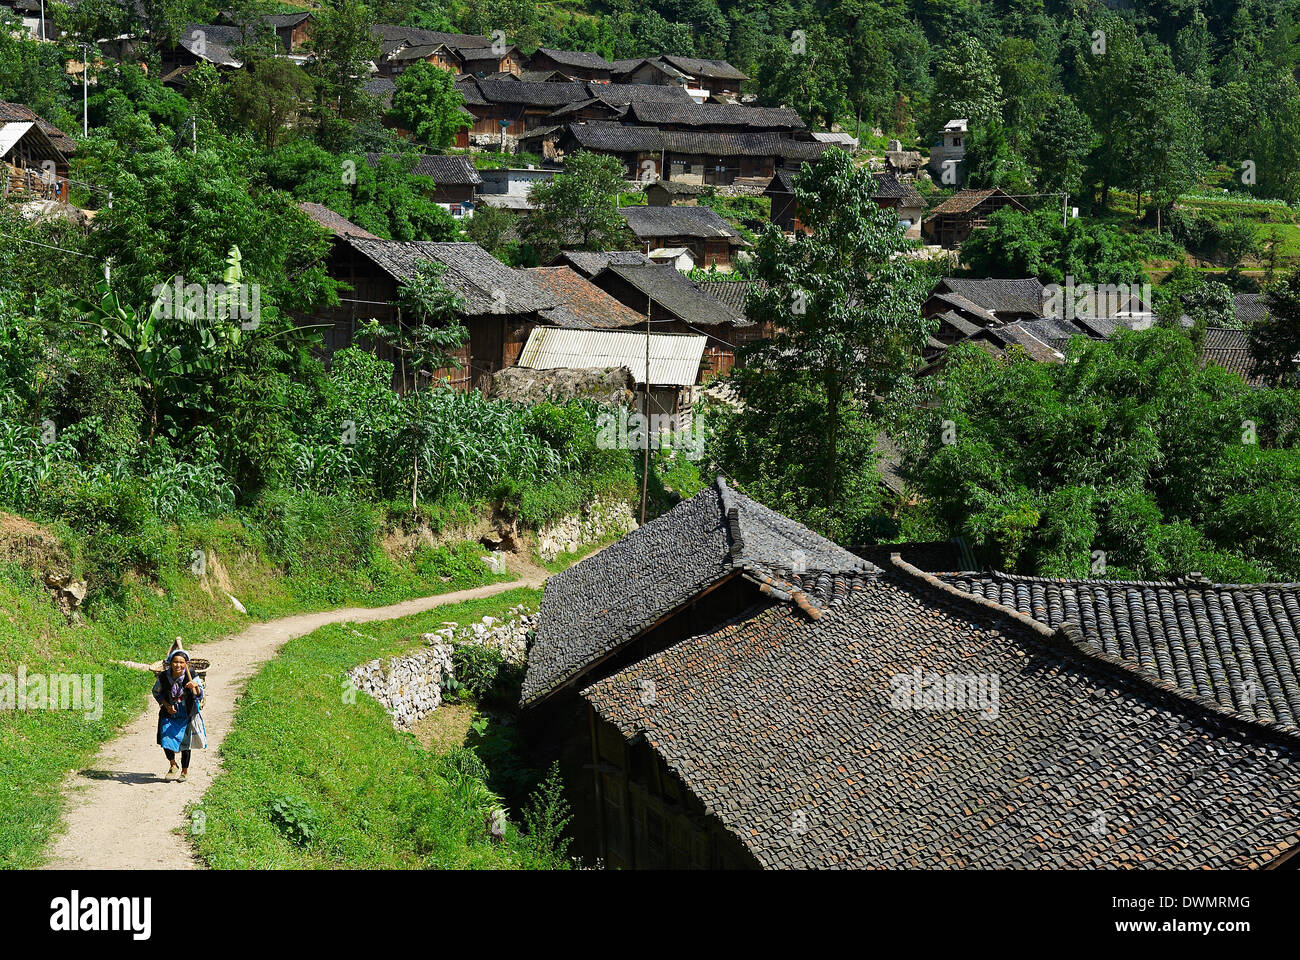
[639,293,650,525]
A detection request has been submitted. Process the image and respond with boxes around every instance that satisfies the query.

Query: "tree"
[464,205,515,257]
[1030,95,1093,197]
[926,35,1002,140]
[1252,272,1300,388]
[1073,12,1143,209]
[389,61,472,149]
[710,149,932,532]
[960,207,1148,287]
[521,151,633,263]
[755,25,849,128]
[306,0,382,148]
[227,56,315,151]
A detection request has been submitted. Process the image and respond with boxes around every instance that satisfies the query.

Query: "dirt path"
[42,576,545,870]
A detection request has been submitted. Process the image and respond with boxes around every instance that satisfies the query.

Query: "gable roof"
[620,205,742,242]
[177,23,244,67]
[531,47,612,71]
[656,54,748,82]
[926,188,1025,217]
[601,263,749,326]
[1201,326,1266,386]
[695,278,767,320]
[551,249,657,277]
[521,266,647,330]
[932,277,1046,318]
[625,101,804,130]
[584,558,1300,868]
[0,102,75,154]
[363,152,481,186]
[523,478,878,705]
[371,24,494,49]
[344,239,558,315]
[465,77,590,106]
[298,202,379,240]
[872,170,925,206]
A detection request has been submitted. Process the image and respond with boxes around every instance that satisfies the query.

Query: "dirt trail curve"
[42,576,546,870]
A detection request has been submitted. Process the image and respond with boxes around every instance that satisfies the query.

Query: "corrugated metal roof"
[517,326,705,386]
[0,122,36,157]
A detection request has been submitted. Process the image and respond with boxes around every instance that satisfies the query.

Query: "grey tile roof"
[1234,293,1267,325]
[298,202,379,240]
[177,23,243,67]
[943,570,1300,729]
[1202,326,1266,386]
[620,205,741,241]
[933,278,1047,317]
[363,77,397,105]
[372,24,494,49]
[586,82,695,105]
[695,278,766,319]
[872,170,925,206]
[469,78,588,106]
[566,121,665,153]
[532,47,613,71]
[656,54,749,82]
[661,130,829,160]
[522,478,878,705]
[363,152,481,186]
[626,101,805,129]
[552,250,657,277]
[583,561,1300,868]
[603,264,749,327]
[345,239,559,315]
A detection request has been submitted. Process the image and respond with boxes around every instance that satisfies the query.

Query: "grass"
[0,509,509,869]
[189,587,560,869]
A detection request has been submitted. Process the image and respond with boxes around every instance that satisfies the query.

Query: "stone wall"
[537,495,637,562]
[347,603,538,729]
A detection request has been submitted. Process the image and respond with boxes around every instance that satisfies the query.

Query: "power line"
[0,230,97,259]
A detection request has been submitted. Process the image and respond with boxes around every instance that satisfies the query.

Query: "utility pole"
[192,117,197,155]
[639,292,651,525]
[39,0,45,41]
[82,44,89,137]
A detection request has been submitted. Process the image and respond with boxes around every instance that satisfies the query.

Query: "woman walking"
[152,640,206,782]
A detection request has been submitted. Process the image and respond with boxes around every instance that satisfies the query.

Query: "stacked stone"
[421,604,538,666]
[347,641,455,729]
[537,496,637,562]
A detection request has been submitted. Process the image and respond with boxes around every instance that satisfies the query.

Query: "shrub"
[268,793,319,847]
[450,643,503,701]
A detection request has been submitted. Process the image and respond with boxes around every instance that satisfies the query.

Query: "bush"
[450,643,504,701]
[268,794,320,847]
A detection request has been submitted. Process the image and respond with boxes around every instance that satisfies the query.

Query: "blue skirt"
[158,710,190,751]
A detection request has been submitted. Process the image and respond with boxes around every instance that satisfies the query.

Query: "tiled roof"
[602,264,749,326]
[926,188,1011,216]
[532,47,612,71]
[373,24,494,49]
[646,179,707,195]
[0,101,75,154]
[583,560,1300,868]
[363,77,397,105]
[363,152,481,185]
[1202,326,1265,386]
[625,101,805,129]
[943,570,1300,729]
[934,278,1046,317]
[969,322,1065,363]
[610,57,687,80]
[466,78,589,106]
[656,54,748,82]
[345,239,558,315]
[1234,293,1267,325]
[298,202,379,240]
[872,171,925,206]
[566,121,665,153]
[521,266,647,329]
[586,83,694,105]
[177,23,244,67]
[551,250,657,277]
[661,130,828,160]
[695,278,766,319]
[523,478,878,705]
[620,205,742,242]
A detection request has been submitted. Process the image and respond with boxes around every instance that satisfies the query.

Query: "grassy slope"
[0,513,508,868]
[190,588,549,869]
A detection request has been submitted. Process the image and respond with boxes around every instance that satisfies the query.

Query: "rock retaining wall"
[537,496,637,562]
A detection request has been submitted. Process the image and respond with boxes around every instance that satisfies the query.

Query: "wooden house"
[921,187,1027,248]
[619,205,744,270]
[363,153,481,209]
[610,55,748,100]
[0,117,71,203]
[526,47,614,82]
[522,480,1300,869]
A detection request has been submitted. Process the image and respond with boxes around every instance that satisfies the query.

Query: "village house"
[521,479,1300,869]
[921,188,1027,248]
[643,180,706,206]
[620,205,744,270]
[217,10,314,56]
[459,43,526,77]
[580,256,755,377]
[765,168,918,235]
[611,55,748,101]
[298,203,562,391]
[363,152,480,211]
[526,47,614,83]
[377,41,462,77]
[922,277,1048,348]
[0,104,75,203]
[928,118,967,182]
[516,326,706,426]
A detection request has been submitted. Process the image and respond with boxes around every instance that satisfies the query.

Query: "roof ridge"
[891,555,1300,745]
[946,568,1300,591]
